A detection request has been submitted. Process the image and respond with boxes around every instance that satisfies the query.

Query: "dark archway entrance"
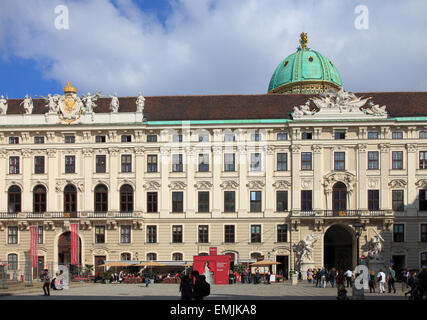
[332,182,347,212]
[58,232,81,265]
[324,224,354,270]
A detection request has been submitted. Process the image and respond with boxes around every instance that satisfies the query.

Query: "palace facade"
[1,34,427,279]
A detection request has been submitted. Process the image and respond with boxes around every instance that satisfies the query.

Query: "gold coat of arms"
[58,82,83,124]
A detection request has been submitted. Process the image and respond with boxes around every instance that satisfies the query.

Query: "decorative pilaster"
[212,145,222,217]
[264,145,274,214]
[379,144,390,210]
[312,145,322,210]
[291,145,301,210]
[237,145,247,215]
[406,144,417,214]
[160,147,170,217]
[109,148,119,211]
[135,147,145,211]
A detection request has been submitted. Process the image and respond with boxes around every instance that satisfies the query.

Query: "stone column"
[21,149,32,212]
[212,144,222,218]
[83,149,93,211]
[406,144,417,216]
[109,148,119,211]
[47,149,57,211]
[264,146,274,215]
[0,151,6,211]
[379,144,390,209]
[312,145,322,210]
[160,147,170,218]
[135,147,145,212]
[291,145,301,210]
[358,144,368,210]
[186,147,196,217]
[237,145,248,215]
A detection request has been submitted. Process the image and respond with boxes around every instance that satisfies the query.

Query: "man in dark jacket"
[179,275,193,300]
[192,271,210,300]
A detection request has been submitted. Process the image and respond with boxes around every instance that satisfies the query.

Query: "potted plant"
[102,270,112,284]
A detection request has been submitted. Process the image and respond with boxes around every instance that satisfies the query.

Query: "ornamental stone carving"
[291,145,301,153]
[194,181,213,189]
[264,146,274,155]
[301,179,312,189]
[237,145,247,154]
[143,181,161,190]
[80,221,92,230]
[311,145,322,153]
[83,148,94,156]
[134,147,145,155]
[379,143,390,153]
[18,221,29,231]
[47,149,57,158]
[368,178,379,188]
[43,221,55,231]
[323,171,355,194]
[415,179,427,188]
[160,147,170,156]
[406,144,417,152]
[220,180,239,189]
[246,180,265,189]
[388,179,407,188]
[357,144,367,152]
[21,149,33,157]
[212,146,222,154]
[0,150,7,158]
[108,148,120,156]
[107,220,117,230]
[0,222,4,231]
[273,180,292,189]
[168,181,187,190]
[133,220,143,230]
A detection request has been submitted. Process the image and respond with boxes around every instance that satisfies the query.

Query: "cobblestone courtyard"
[0,282,407,300]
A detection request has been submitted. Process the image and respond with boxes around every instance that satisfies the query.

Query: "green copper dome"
[268,33,342,94]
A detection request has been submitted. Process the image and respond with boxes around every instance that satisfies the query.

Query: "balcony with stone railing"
[290,210,393,218]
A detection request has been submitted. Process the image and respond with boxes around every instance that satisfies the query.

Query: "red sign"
[209,247,217,256]
[29,226,38,268]
[193,254,230,285]
[70,223,79,265]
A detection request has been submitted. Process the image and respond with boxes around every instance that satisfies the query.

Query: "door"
[392,255,405,281]
[33,256,44,280]
[95,256,106,279]
[276,255,289,277]
[332,182,347,212]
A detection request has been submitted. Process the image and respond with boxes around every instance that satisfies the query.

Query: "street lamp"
[354,221,363,266]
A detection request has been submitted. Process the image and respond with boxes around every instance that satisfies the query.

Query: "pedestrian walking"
[320,267,327,288]
[179,275,193,300]
[386,266,396,293]
[344,269,353,288]
[377,269,386,293]
[368,270,376,293]
[41,269,50,296]
[307,269,314,283]
[329,268,337,288]
[402,268,410,290]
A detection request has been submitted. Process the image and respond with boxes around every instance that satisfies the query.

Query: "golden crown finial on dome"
[299,32,308,49]
[64,81,77,94]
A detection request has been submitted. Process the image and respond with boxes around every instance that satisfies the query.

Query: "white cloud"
[1,0,427,96]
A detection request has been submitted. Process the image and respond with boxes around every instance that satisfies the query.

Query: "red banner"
[29,226,37,268]
[70,223,79,265]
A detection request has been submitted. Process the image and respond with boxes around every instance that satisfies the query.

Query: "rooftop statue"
[364,100,388,116]
[82,92,103,113]
[136,91,145,112]
[0,95,8,115]
[293,100,313,117]
[109,92,119,113]
[20,94,34,114]
[38,94,61,113]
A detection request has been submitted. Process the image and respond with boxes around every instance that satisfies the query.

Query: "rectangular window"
[277,132,288,141]
[277,153,288,171]
[95,226,105,244]
[147,192,158,213]
[251,225,261,243]
[95,135,106,143]
[224,225,235,243]
[301,191,312,211]
[65,156,75,173]
[198,154,209,172]
[276,191,288,212]
[96,155,106,173]
[301,152,312,170]
[198,192,209,212]
[37,226,43,244]
[120,225,131,243]
[34,136,44,144]
[34,156,45,174]
[224,153,235,171]
[172,134,182,142]
[420,152,427,169]
[121,154,132,172]
[392,190,404,212]
[7,254,17,270]
[421,224,427,242]
[172,225,183,243]
[302,132,312,140]
[420,131,427,139]
[277,224,288,243]
[224,191,235,212]
[198,134,209,142]
[198,225,209,243]
[393,224,404,242]
[121,135,132,142]
[8,226,18,244]
[368,151,379,170]
[250,153,261,171]
[392,131,403,139]
[251,133,261,141]
[9,137,19,144]
[147,134,157,142]
[368,190,380,210]
[172,154,183,172]
[392,151,403,169]
[368,131,379,139]
[224,133,235,142]
[250,191,262,212]
[419,189,427,211]
[64,136,75,144]
[147,155,158,172]
[172,192,183,212]
[334,130,346,140]
[147,226,157,243]
[9,156,20,174]
[334,152,345,171]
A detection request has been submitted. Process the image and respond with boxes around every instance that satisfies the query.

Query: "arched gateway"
[323,224,355,270]
[58,231,82,265]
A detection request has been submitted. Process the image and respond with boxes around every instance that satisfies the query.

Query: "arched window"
[8,254,18,270]
[198,252,209,256]
[8,186,21,213]
[33,185,47,213]
[121,252,131,261]
[120,185,133,212]
[94,184,108,213]
[147,253,157,261]
[64,184,77,213]
[250,252,262,260]
[172,253,183,261]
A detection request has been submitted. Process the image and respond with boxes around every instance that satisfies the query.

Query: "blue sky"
[1,0,427,98]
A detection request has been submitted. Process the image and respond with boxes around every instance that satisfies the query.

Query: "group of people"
[179,270,211,300]
[108,271,150,287]
[306,268,338,288]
